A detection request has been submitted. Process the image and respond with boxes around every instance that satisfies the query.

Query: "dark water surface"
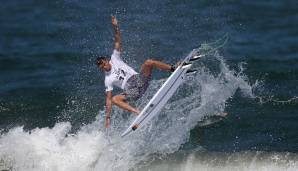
[0,0,298,170]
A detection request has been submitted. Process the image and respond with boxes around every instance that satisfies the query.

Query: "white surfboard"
[121,50,203,137]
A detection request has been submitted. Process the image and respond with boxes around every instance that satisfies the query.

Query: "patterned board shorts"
[123,74,150,101]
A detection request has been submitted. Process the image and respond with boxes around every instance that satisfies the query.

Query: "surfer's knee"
[141,59,156,77]
[144,59,155,67]
[112,95,122,104]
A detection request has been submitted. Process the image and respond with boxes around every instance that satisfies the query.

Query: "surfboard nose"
[121,129,132,137]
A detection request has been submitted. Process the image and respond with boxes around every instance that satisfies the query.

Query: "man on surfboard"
[96,16,175,128]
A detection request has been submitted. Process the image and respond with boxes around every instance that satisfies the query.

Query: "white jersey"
[104,50,138,91]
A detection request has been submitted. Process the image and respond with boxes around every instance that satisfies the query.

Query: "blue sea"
[1,0,298,170]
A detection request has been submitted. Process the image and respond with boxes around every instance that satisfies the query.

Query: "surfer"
[96,16,175,128]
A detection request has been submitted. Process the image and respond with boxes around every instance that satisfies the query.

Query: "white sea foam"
[141,151,298,171]
[0,42,267,171]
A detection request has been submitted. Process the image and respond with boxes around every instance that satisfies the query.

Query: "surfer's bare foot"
[170,62,182,72]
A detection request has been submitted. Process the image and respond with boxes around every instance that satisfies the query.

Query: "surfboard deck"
[121,52,203,137]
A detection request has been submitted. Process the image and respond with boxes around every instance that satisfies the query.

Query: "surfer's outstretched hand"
[112,16,118,26]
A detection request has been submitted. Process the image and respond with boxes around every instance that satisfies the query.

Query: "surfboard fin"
[181,63,192,69]
[190,54,204,61]
[171,62,191,72]
[186,69,197,74]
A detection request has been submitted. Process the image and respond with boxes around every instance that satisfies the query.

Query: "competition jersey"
[104,50,138,91]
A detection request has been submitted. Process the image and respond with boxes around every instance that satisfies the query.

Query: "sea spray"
[0,41,258,171]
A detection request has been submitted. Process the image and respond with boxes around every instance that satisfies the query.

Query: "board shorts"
[123,74,150,101]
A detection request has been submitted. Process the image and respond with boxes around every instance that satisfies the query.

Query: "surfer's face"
[98,60,111,71]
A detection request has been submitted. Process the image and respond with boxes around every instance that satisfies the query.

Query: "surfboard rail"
[121,51,203,137]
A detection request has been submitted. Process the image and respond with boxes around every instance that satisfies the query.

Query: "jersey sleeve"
[104,79,113,92]
[111,49,123,63]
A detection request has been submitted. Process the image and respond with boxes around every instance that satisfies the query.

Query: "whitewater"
[1,41,297,171]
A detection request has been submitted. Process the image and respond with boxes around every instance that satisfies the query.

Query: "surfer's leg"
[141,59,172,77]
[111,94,140,115]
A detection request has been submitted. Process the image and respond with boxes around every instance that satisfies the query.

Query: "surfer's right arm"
[105,90,112,128]
[112,16,121,52]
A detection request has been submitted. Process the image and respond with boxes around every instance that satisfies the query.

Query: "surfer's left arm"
[112,16,121,52]
[105,90,113,128]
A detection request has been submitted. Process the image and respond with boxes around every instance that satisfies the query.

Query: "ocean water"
[0,0,298,170]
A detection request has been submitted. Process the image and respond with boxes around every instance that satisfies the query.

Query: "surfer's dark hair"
[96,56,108,66]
